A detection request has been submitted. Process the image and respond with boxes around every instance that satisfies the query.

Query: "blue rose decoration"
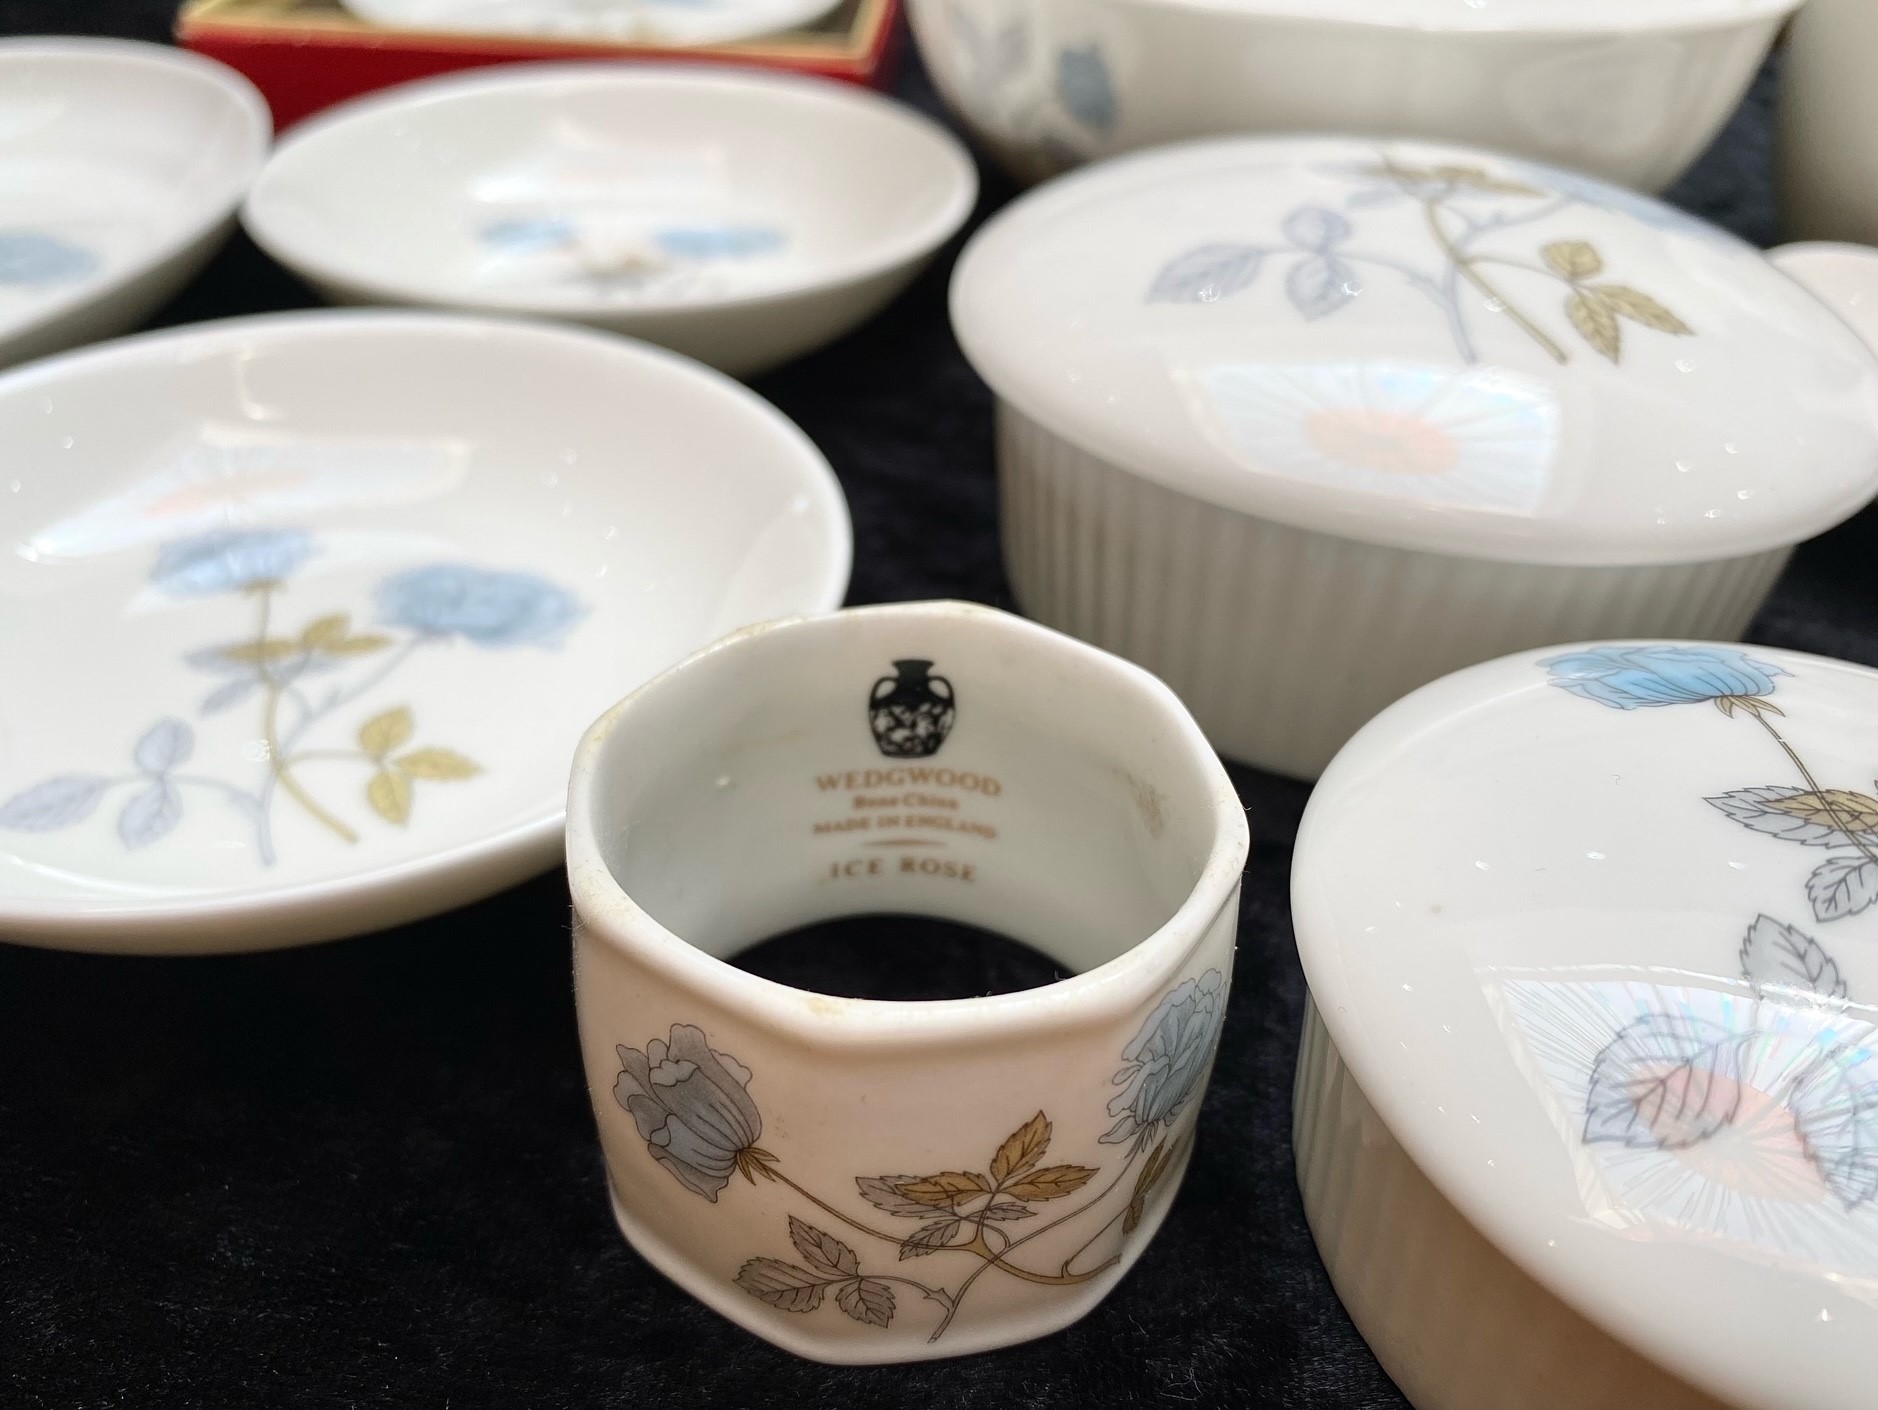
[615,1025,764,1201]
[151,528,315,597]
[1102,969,1226,1151]
[376,564,583,648]
[1056,45,1117,135]
[0,232,97,285]
[1541,645,1786,710]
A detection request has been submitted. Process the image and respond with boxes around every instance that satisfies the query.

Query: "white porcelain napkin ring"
[566,601,1249,1363]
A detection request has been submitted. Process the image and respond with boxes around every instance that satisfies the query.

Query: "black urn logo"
[868,659,955,758]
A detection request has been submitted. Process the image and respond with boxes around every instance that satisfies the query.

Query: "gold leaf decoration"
[366,768,412,825]
[358,706,414,759]
[220,638,300,664]
[299,613,350,649]
[1543,240,1604,280]
[395,747,480,781]
[1767,790,1878,834]
[990,1112,1050,1184]
[1592,284,1693,336]
[324,633,393,657]
[1567,291,1622,363]
[1124,1139,1176,1235]
[1004,1164,1097,1202]
[894,1172,992,1208]
[1433,163,1544,196]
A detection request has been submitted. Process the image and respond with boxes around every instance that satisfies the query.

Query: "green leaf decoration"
[735,1258,826,1313]
[358,706,414,759]
[1432,163,1544,196]
[366,768,412,825]
[836,1278,895,1328]
[990,1112,1050,1184]
[978,1200,1035,1222]
[1591,284,1692,336]
[1542,240,1603,280]
[1567,291,1622,363]
[395,747,480,781]
[1004,1165,1097,1202]
[787,1216,858,1278]
[894,1172,992,1208]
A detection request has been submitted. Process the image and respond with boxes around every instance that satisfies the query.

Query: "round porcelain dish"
[242,64,977,379]
[342,0,841,44]
[0,310,851,955]
[569,601,1248,1362]
[950,134,1878,781]
[907,0,1795,188]
[0,36,270,369]
[1293,642,1878,1410]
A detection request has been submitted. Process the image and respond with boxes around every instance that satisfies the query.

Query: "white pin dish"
[909,0,1796,189]
[0,36,270,370]
[241,64,978,379]
[0,310,851,954]
[950,134,1878,781]
[1293,642,1878,1410]
[342,0,841,44]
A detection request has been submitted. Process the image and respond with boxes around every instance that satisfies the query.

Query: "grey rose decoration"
[610,967,1229,1344]
[614,1024,773,1201]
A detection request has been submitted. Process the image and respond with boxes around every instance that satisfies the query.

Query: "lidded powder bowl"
[1292,642,1878,1410]
[951,134,1878,779]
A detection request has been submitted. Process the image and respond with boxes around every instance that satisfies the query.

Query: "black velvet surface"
[3,9,1872,1408]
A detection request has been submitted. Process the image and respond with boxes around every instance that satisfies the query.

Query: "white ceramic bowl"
[341,0,842,43]
[242,64,978,378]
[1294,641,1878,1410]
[569,601,1248,1362]
[1779,0,1878,246]
[0,310,850,954]
[908,0,1795,189]
[951,134,1878,781]
[0,36,270,369]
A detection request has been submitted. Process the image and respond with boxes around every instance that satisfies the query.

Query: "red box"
[176,0,902,130]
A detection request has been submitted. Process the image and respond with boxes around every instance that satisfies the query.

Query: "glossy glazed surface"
[954,135,1878,566]
[341,0,841,43]
[570,602,1248,1361]
[0,37,269,368]
[0,311,850,952]
[244,65,977,377]
[1294,643,1878,1410]
[908,0,1792,188]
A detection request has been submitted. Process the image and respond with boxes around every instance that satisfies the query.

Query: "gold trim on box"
[178,0,889,61]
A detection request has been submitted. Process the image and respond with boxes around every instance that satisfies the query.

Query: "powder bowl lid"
[1293,641,1878,1410]
[951,135,1878,567]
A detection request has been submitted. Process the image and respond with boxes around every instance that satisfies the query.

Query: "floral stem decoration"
[1583,913,1878,1213]
[1148,153,1692,366]
[0,528,584,865]
[612,970,1225,1344]
[1542,645,1878,923]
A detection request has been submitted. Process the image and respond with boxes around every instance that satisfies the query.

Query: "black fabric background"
[2,8,1873,1408]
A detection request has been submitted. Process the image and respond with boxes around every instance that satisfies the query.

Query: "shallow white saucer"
[241,64,977,378]
[342,0,841,44]
[0,311,850,954]
[0,37,270,369]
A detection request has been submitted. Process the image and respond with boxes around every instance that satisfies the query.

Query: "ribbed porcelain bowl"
[951,134,1878,780]
[1293,642,1878,1410]
[909,0,1796,188]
